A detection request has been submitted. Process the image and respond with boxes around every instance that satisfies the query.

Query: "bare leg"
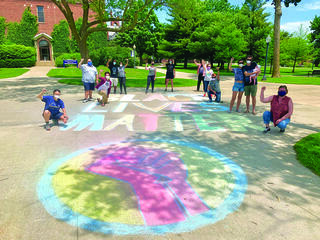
[114,86,117,94]
[165,79,169,91]
[171,79,173,91]
[89,90,93,99]
[229,91,238,112]
[245,95,250,113]
[252,96,256,114]
[85,90,89,99]
[43,110,51,122]
[236,92,244,111]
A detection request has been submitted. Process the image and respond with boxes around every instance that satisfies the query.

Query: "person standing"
[145,61,157,93]
[163,59,175,92]
[260,85,293,133]
[78,58,98,103]
[194,59,205,91]
[229,57,245,112]
[107,59,119,94]
[118,59,129,94]
[203,61,213,97]
[37,88,69,131]
[242,55,260,114]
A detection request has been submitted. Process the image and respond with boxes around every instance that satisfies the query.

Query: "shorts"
[232,83,245,92]
[110,78,118,87]
[43,111,63,120]
[244,85,257,97]
[166,73,174,79]
[83,82,95,91]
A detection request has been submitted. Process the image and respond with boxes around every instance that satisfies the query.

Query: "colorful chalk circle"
[37,140,247,235]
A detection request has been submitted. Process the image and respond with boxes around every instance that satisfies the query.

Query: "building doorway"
[39,40,50,61]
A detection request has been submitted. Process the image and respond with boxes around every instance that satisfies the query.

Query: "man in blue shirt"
[37,88,69,131]
[229,57,245,112]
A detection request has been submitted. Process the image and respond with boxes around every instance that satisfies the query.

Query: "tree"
[266,0,302,77]
[310,15,320,67]
[51,20,71,57]
[0,17,5,45]
[116,10,163,65]
[240,0,272,62]
[6,22,20,45]
[49,0,167,60]
[282,25,311,72]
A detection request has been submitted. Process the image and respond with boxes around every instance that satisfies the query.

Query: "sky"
[155,0,320,33]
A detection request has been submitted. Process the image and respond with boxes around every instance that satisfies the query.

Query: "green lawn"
[54,66,197,87]
[294,132,320,176]
[0,68,30,79]
[259,75,320,85]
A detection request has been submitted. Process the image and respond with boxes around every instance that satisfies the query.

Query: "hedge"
[55,53,81,67]
[0,44,36,67]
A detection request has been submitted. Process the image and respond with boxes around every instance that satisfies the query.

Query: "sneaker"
[280,129,285,133]
[171,89,173,92]
[227,110,231,113]
[52,119,59,126]
[236,109,241,113]
[165,88,167,92]
[203,93,206,97]
[82,99,89,103]
[45,123,51,131]
[88,97,93,101]
[263,127,271,133]
[207,100,213,103]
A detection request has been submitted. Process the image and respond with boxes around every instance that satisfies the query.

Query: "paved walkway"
[0,68,320,240]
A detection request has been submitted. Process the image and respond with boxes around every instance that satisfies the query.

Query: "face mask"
[54,95,60,99]
[169,61,172,64]
[120,64,123,67]
[207,67,211,70]
[87,61,93,66]
[113,62,116,65]
[278,91,287,97]
[246,60,251,64]
[106,76,110,79]
[239,64,244,68]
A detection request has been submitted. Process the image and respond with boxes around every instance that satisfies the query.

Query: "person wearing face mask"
[118,59,129,94]
[203,61,213,97]
[145,61,157,93]
[260,85,293,133]
[163,58,175,92]
[37,88,68,131]
[96,70,112,106]
[78,58,98,103]
[242,55,258,114]
[229,57,245,112]
[107,59,119,94]
[194,59,205,91]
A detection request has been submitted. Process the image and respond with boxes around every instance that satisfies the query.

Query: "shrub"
[55,53,81,67]
[51,20,71,58]
[0,17,5,45]
[0,44,36,67]
[6,22,20,44]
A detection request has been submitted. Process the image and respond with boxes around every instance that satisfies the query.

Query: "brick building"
[0,0,120,66]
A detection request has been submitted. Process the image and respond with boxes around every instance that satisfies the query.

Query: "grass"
[294,132,320,176]
[52,66,197,87]
[0,68,30,79]
[259,75,320,85]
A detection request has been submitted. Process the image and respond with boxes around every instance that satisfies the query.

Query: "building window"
[37,6,45,23]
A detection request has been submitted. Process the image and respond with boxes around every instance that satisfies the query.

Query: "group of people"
[38,56,293,133]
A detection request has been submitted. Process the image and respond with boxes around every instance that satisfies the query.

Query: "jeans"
[208,90,221,102]
[263,111,290,129]
[119,77,126,94]
[204,81,209,92]
[146,75,155,92]
[197,74,204,91]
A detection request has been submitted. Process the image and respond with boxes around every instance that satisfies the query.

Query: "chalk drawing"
[104,115,135,131]
[132,102,171,113]
[37,140,247,235]
[60,114,104,131]
[138,114,161,131]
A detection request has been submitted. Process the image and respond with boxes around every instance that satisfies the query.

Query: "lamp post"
[262,35,272,81]
[133,44,136,69]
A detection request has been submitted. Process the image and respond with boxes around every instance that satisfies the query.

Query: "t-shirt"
[42,96,65,115]
[148,66,156,76]
[242,62,257,86]
[210,77,221,92]
[80,64,97,83]
[204,69,213,81]
[166,64,175,74]
[118,66,126,78]
[232,68,244,84]
[109,63,119,78]
[199,65,204,75]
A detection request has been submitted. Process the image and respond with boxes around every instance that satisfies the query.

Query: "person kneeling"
[37,89,69,131]
[260,85,293,133]
[207,69,221,102]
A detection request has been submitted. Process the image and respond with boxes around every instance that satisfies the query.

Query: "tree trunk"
[79,35,89,61]
[269,58,273,74]
[292,56,297,73]
[140,55,143,66]
[272,0,282,78]
[184,57,188,69]
[217,62,220,67]
[220,61,225,70]
[209,56,214,67]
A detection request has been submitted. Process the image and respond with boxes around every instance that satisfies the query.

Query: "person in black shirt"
[242,55,260,115]
[107,59,119,94]
[163,58,175,92]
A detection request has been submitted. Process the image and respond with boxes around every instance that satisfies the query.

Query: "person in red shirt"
[260,85,293,133]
